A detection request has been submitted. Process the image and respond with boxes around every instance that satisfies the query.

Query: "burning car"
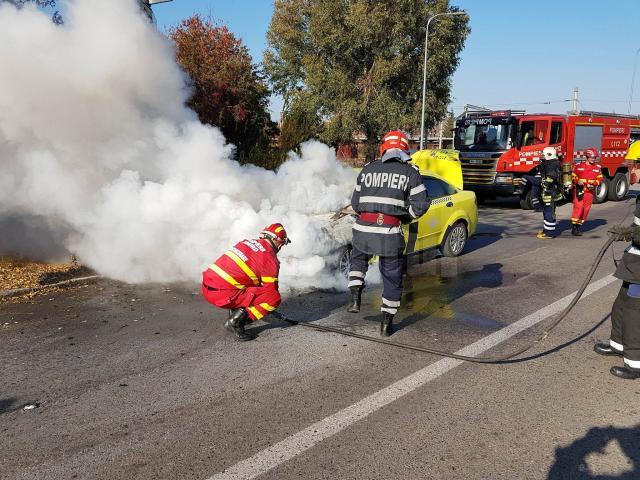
[323,150,478,277]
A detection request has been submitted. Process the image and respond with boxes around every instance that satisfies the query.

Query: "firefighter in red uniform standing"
[201,223,290,341]
[570,148,603,236]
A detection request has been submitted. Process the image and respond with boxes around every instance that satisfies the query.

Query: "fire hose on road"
[271,235,616,364]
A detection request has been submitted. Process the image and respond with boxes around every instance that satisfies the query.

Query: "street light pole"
[629,47,640,115]
[419,11,467,151]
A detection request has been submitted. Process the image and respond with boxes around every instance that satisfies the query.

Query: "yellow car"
[408,149,478,256]
[328,149,478,276]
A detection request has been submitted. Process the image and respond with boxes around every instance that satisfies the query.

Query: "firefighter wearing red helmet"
[201,223,290,341]
[347,130,430,336]
[570,147,603,236]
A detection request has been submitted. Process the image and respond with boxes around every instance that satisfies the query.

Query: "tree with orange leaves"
[170,15,276,163]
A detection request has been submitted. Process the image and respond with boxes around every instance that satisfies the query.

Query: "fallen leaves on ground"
[0,256,95,303]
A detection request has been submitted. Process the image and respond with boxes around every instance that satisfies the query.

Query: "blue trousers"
[542,203,556,235]
[348,246,404,315]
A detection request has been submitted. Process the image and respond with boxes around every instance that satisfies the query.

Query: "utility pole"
[419,11,468,150]
[629,47,640,114]
[572,87,579,114]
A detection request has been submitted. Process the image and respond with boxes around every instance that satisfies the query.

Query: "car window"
[422,176,454,198]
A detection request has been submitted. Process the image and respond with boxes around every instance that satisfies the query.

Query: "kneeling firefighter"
[536,147,563,239]
[201,224,290,341]
[596,198,640,379]
[346,130,430,336]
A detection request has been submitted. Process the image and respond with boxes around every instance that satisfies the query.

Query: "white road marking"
[208,274,619,480]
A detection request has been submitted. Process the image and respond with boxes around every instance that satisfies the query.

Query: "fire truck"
[455,107,640,209]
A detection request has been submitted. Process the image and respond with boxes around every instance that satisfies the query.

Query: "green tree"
[265,0,469,160]
[170,15,277,165]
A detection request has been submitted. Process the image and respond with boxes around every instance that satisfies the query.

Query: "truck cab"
[454,108,521,202]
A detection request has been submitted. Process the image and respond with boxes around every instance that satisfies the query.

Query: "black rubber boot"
[347,286,362,313]
[571,224,580,236]
[576,224,583,236]
[224,308,252,341]
[380,312,394,337]
[610,365,640,380]
[594,342,622,357]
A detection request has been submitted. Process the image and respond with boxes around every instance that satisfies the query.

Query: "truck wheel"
[607,172,629,201]
[519,189,534,210]
[441,222,468,257]
[593,177,609,204]
[338,245,352,279]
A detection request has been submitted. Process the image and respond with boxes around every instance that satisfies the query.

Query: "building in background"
[335,114,455,164]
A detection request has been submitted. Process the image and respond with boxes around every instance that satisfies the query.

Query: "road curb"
[0,275,103,298]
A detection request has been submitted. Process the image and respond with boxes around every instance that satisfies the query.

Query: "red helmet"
[261,223,291,244]
[584,147,599,160]
[379,130,410,157]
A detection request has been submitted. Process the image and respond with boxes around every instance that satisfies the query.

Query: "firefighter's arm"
[593,172,604,187]
[609,195,640,242]
[351,173,362,214]
[571,168,581,185]
[407,168,431,220]
[609,224,640,243]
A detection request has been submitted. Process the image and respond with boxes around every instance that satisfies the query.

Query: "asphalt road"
[2,192,640,480]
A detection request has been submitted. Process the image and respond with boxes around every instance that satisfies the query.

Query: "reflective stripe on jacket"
[203,238,281,311]
[572,163,603,187]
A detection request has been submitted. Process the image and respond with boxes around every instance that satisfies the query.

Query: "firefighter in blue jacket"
[346,130,430,336]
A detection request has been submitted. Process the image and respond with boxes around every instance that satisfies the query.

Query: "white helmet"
[542,147,557,160]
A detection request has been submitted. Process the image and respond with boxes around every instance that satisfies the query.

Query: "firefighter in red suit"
[201,223,291,341]
[571,147,603,236]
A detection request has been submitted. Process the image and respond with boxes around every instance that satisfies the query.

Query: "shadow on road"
[555,218,607,236]
[478,197,522,210]
[547,423,640,479]
[465,227,506,254]
[248,288,347,336]
[0,397,17,415]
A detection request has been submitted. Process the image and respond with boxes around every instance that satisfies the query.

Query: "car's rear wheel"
[441,221,468,257]
[338,245,352,279]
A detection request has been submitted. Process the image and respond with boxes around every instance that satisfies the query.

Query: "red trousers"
[571,189,594,225]
[201,284,280,321]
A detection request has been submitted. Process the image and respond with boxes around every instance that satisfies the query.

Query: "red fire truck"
[455,107,640,209]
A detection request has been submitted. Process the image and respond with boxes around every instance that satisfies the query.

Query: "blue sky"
[153,0,640,119]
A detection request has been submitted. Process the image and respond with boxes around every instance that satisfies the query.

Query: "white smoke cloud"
[0,0,356,288]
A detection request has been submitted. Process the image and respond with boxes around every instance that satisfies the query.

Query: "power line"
[451,99,571,109]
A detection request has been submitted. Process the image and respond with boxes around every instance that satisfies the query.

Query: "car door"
[413,176,451,251]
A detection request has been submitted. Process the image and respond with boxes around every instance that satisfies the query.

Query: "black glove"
[609,224,640,243]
